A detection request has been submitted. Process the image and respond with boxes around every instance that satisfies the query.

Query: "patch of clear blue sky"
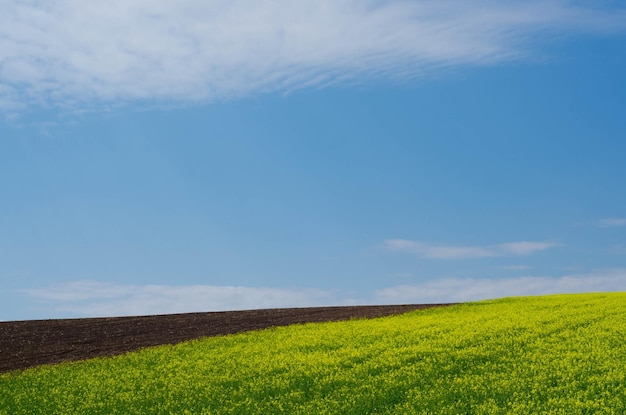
[1,33,625,319]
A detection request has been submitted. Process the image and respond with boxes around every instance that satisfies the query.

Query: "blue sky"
[1,1,626,320]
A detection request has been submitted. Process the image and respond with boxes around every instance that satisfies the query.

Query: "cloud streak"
[1,0,625,111]
[375,269,626,303]
[598,218,626,228]
[22,281,338,317]
[384,239,558,259]
[18,270,626,318]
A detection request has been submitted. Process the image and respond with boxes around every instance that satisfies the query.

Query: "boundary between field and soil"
[0,304,455,373]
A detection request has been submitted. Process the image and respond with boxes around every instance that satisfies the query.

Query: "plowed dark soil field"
[0,304,454,373]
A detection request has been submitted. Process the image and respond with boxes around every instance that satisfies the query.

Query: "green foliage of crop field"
[2,293,626,414]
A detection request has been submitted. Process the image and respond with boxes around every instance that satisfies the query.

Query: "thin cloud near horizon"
[20,281,344,318]
[17,269,626,319]
[384,239,559,259]
[375,269,626,304]
[598,218,626,228]
[1,0,626,112]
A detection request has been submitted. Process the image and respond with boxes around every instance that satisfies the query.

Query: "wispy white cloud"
[20,270,626,318]
[502,265,531,271]
[22,281,338,317]
[375,269,626,303]
[598,218,626,228]
[610,245,626,255]
[384,239,558,259]
[1,0,625,111]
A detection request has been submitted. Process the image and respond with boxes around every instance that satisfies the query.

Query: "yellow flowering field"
[1,293,626,414]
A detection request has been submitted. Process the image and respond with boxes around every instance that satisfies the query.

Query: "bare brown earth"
[0,304,455,374]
